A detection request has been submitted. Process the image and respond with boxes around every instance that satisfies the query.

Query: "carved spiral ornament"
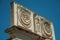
[42,22,52,38]
[18,8,31,28]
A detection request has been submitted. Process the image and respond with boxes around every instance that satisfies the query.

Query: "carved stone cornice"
[5,26,46,40]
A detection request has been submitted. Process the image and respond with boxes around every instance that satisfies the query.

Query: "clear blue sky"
[0,0,60,40]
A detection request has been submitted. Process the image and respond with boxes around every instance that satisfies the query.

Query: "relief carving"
[34,14,41,33]
[41,21,52,39]
[18,8,31,28]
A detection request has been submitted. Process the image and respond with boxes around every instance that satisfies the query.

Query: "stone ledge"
[5,25,46,40]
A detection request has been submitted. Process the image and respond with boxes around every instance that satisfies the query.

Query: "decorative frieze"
[8,2,56,40]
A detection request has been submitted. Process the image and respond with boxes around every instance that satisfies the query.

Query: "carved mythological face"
[18,8,31,28]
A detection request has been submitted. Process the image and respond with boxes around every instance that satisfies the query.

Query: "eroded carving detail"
[34,14,41,33]
[18,8,31,28]
[42,21,52,39]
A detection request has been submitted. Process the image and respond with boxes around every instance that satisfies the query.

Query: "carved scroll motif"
[41,21,52,39]
[18,8,31,28]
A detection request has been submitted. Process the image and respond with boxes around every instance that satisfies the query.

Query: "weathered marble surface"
[6,2,55,40]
